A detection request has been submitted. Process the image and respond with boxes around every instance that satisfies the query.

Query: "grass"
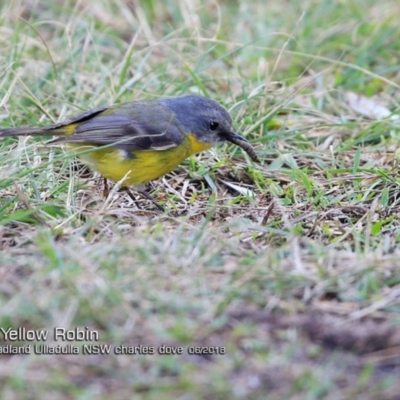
[1,0,400,398]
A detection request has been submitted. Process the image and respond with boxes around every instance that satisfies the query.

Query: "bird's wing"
[50,110,185,151]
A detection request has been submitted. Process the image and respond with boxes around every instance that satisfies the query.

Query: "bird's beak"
[222,130,259,163]
[222,130,249,144]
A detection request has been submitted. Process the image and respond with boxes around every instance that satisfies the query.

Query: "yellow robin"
[0,95,259,210]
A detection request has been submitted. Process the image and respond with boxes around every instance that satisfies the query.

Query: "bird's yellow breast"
[69,134,213,187]
[186,133,214,153]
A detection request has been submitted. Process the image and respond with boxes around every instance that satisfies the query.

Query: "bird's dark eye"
[209,121,219,131]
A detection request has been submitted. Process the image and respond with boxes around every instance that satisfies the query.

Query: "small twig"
[261,201,274,226]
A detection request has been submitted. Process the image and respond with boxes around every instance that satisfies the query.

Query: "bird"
[0,95,259,210]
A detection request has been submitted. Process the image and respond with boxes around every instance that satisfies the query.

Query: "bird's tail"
[0,126,50,137]
[1,106,106,139]
[0,124,75,138]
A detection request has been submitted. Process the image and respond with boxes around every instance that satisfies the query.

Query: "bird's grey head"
[160,95,246,145]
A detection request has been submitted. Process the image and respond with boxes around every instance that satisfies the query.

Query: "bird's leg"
[103,178,109,197]
[123,187,165,212]
[138,189,165,212]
